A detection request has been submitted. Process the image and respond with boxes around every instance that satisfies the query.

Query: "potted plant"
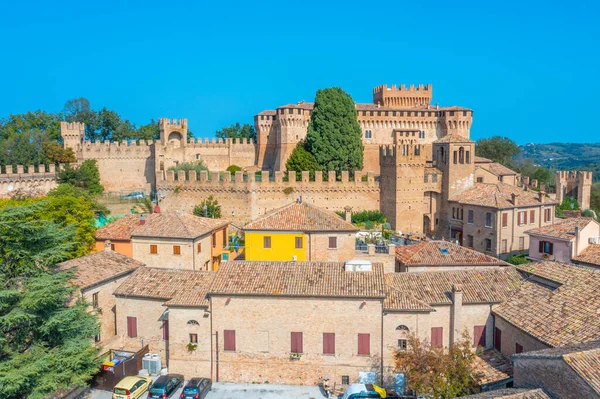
[187,343,198,352]
[290,352,301,360]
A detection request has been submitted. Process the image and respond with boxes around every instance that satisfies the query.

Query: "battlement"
[159,118,187,129]
[556,170,593,182]
[379,143,425,166]
[373,84,432,94]
[60,121,85,133]
[0,163,77,176]
[373,84,433,107]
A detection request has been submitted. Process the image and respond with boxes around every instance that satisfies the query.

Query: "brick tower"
[556,171,593,210]
[60,121,84,151]
[159,118,188,148]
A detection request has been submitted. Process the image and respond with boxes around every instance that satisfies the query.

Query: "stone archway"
[168,131,183,148]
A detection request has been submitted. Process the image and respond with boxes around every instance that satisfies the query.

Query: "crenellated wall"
[556,170,593,210]
[0,163,76,198]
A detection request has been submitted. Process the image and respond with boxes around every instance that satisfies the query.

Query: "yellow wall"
[245,231,306,261]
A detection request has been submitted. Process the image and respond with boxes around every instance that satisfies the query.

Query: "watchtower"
[159,118,188,148]
[373,84,432,107]
[556,171,592,210]
[60,121,84,151]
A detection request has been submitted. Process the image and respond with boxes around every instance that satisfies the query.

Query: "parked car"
[112,375,152,399]
[121,191,145,200]
[148,374,184,398]
[180,378,212,399]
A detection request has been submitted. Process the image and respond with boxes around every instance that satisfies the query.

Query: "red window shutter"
[530,210,535,223]
[539,241,544,253]
[323,333,335,355]
[524,211,528,225]
[431,327,443,347]
[162,320,169,340]
[494,327,502,352]
[224,330,236,351]
[502,213,508,227]
[473,326,486,347]
[127,316,137,338]
[291,332,303,353]
[358,333,370,355]
[549,242,554,255]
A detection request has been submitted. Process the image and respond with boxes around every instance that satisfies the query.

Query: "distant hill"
[517,143,600,178]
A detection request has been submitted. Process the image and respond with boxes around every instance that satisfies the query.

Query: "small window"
[127,316,137,338]
[432,174,438,183]
[485,212,493,228]
[264,236,271,249]
[467,235,474,248]
[291,332,303,353]
[431,327,443,348]
[476,176,484,183]
[502,213,508,228]
[150,245,158,254]
[468,210,474,224]
[187,320,200,326]
[189,333,198,344]
[342,376,350,385]
[295,237,303,249]
[519,237,525,251]
[92,292,99,309]
[173,245,181,255]
[516,343,524,353]
[398,339,408,351]
[328,237,337,249]
[485,238,492,252]
[111,243,115,251]
[95,333,101,343]
[473,325,486,347]
[530,210,535,224]
[424,175,429,183]
[539,241,554,255]
[197,243,202,253]
[358,333,370,355]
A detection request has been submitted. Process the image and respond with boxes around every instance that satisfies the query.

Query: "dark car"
[180,378,212,399]
[148,374,184,398]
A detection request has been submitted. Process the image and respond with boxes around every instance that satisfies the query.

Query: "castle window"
[485,239,492,252]
[362,111,367,116]
[261,115,264,120]
[463,111,467,116]
[392,111,396,116]
[466,151,470,164]
[400,111,404,117]
[450,111,455,116]
[459,147,465,164]
[424,175,429,183]
[453,151,458,164]
[279,109,284,114]
[419,131,425,139]
[415,145,420,156]
[477,177,484,183]
[385,111,388,117]
[364,130,372,139]
[297,109,301,115]
[468,210,474,224]
[467,235,474,248]
[289,108,294,114]
[370,111,374,117]
[432,174,438,183]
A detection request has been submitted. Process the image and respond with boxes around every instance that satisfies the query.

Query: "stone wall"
[493,316,548,357]
[167,306,212,378]
[0,164,70,198]
[132,236,211,271]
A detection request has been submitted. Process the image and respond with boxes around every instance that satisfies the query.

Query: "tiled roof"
[449,182,558,209]
[131,212,228,239]
[481,162,518,176]
[384,286,434,312]
[395,241,509,267]
[96,215,140,241]
[113,267,215,307]
[471,349,513,387]
[384,268,526,311]
[493,262,600,347]
[256,110,277,116]
[525,217,596,241]
[475,156,493,164]
[574,244,600,266]
[460,388,550,399]
[244,202,358,232]
[258,103,471,115]
[433,134,474,143]
[58,251,143,290]
[209,261,385,298]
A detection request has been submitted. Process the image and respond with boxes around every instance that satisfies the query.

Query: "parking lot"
[87,382,325,399]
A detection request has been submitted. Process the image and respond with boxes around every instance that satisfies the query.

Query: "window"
[452,208,456,219]
[468,210,474,224]
[530,210,535,224]
[424,174,429,183]
[189,333,198,344]
[517,211,528,226]
[476,176,484,183]
[323,333,335,355]
[173,245,181,255]
[150,245,158,254]
[544,208,552,222]
[162,320,169,340]
[95,333,101,343]
[328,237,337,249]
[431,327,443,348]
[263,236,271,249]
[467,235,474,248]
[291,332,303,353]
[485,212,493,227]
[485,239,492,252]
[212,233,216,248]
[474,326,486,347]
[364,130,372,139]
[342,376,350,385]
[539,241,554,255]
[515,343,524,354]
[432,174,438,183]
[224,330,236,351]
[197,243,202,253]
[466,151,470,164]
[358,333,370,355]
[494,327,502,351]
[111,243,115,251]
[187,320,200,326]
[502,213,508,228]
[419,131,425,139]
[295,237,303,249]
[204,261,209,270]
[92,292,99,309]
[501,239,507,254]
[453,151,458,164]
[127,316,137,338]
[519,237,525,251]
[398,339,408,351]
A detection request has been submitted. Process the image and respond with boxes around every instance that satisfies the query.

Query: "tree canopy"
[193,195,222,218]
[57,159,104,195]
[305,88,364,175]
[285,141,321,180]
[216,123,256,142]
[475,136,520,168]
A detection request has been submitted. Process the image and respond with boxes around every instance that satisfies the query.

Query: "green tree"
[0,130,47,167]
[305,88,363,175]
[475,136,520,167]
[216,123,256,142]
[0,111,63,141]
[506,253,531,265]
[533,167,552,185]
[57,159,104,195]
[395,332,477,398]
[193,195,222,218]
[285,141,321,180]
[41,141,77,163]
[136,119,160,141]
[226,165,242,174]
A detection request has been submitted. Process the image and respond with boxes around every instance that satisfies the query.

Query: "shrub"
[506,253,531,265]
[168,161,208,180]
[351,210,386,224]
[227,165,242,174]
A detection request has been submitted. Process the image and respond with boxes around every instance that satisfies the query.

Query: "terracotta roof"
[395,241,509,267]
[461,388,550,399]
[513,340,600,396]
[449,182,558,209]
[475,156,493,164]
[493,262,600,347]
[209,261,385,298]
[433,134,474,143]
[384,285,434,312]
[256,110,277,116]
[96,215,140,241]
[113,267,215,307]
[244,202,358,232]
[472,349,513,387]
[480,162,518,176]
[574,244,600,267]
[384,268,526,311]
[257,103,471,115]
[525,217,597,241]
[131,212,229,239]
[58,251,143,290]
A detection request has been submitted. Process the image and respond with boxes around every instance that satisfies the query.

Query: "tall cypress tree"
[305,87,363,175]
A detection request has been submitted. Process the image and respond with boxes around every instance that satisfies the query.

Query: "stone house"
[243,201,358,262]
[525,217,600,263]
[492,262,600,358]
[394,240,509,272]
[57,245,142,345]
[130,212,229,271]
[112,267,215,366]
[94,215,140,257]
[474,157,519,186]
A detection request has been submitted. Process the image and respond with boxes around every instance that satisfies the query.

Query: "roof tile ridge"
[245,201,295,227]
[386,284,433,310]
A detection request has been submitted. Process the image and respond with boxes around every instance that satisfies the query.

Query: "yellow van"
[112,375,153,399]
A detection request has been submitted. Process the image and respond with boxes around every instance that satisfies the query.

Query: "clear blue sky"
[2,0,599,144]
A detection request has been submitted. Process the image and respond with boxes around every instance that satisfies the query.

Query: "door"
[494,327,502,352]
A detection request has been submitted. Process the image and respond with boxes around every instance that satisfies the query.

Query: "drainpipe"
[209,297,213,381]
[380,299,384,386]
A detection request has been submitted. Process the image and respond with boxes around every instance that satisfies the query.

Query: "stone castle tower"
[159,118,188,148]
[60,121,85,152]
[556,171,592,210]
[373,84,432,107]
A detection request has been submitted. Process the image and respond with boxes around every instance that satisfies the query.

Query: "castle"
[0,84,592,254]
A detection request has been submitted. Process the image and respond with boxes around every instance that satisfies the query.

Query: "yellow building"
[243,201,359,262]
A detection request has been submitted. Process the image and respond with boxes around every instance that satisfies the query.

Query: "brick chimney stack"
[538,191,545,203]
[450,284,463,347]
[139,214,146,225]
[344,205,352,223]
[104,240,112,252]
[512,193,519,206]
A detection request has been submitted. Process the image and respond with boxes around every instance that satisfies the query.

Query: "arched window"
[459,147,465,164]
[364,130,372,139]
[187,320,200,326]
[396,325,410,331]
[159,161,164,171]
[466,150,470,164]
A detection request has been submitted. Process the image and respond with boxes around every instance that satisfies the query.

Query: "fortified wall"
[556,170,593,210]
[0,163,77,198]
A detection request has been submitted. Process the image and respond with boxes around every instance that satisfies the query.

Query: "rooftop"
[258,102,472,114]
[574,244,600,267]
[460,388,550,399]
[95,215,140,241]
[113,267,215,307]
[493,262,600,347]
[209,261,385,298]
[244,202,358,232]
[449,182,558,209]
[57,251,143,290]
[525,217,596,241]
[471,349,513,388]
[479,162,518,177]
[475,156,493,164]
[384,268,526,311]
[433,134,474,144]
[131,212,229,239]
[395,241,509,267]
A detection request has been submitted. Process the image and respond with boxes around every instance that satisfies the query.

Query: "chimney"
[574,226,580,256]
[104,240,112,252]
[344,205,352,223]
[450,284,463,347]
[538,191,545,203]
[139,214,146,225]
[512,193,519,206]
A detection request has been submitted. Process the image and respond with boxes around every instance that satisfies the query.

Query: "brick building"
[94,215,141,257]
